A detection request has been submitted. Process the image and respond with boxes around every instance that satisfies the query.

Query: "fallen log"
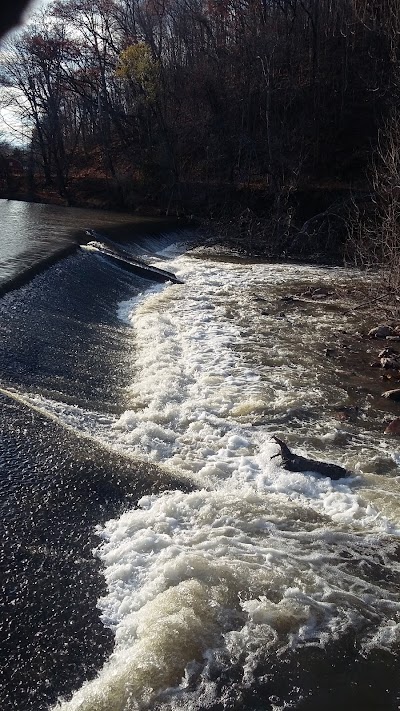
[272,436,348,480]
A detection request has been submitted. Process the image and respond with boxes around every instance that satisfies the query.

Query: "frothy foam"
[55,486,400,710]
[42,255,400,710]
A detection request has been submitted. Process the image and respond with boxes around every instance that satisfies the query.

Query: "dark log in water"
[272,436,349,480]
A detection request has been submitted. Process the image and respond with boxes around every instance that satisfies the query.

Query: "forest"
[0,0,399,273]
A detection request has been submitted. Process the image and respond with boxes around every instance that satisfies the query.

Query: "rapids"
[0,202,398,710]
[35,251,399,710]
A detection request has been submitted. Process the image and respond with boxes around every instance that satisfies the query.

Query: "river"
[0,200,399,711]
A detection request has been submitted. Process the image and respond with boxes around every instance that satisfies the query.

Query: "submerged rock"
[374,347,400,370]
[368,325,397,339]
[381,371,400,381]
[384,418,400,435]
[301,286,334,299]
[333,406,359,422]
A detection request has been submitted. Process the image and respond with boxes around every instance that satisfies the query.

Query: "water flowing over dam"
[0,201,399,711]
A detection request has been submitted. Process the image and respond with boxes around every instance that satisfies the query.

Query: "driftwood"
[272,436,348,480]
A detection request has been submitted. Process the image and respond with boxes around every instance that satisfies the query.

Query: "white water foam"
[44,255,400,710]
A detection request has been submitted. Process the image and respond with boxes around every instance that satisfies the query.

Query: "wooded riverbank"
[1,0,399,283]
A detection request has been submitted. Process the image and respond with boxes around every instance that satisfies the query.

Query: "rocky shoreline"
[276,280,400,440]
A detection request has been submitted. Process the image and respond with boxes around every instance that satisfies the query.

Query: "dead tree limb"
[272,436,349,480]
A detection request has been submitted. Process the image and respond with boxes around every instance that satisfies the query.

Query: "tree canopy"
[0,0,399,261]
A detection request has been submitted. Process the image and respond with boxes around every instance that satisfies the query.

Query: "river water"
[0,198,179,285]
[0,201,399,711]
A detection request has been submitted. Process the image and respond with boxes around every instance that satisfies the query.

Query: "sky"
[0,0,51,145]
[22,0,50,23]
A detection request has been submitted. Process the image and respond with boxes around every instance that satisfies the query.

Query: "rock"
[382,388,400,401]
[311,290,332,299]
[378,347,400,369]
[314,287,330,294]
[381,371,400,381]
[368,325,396,339]
[302,286,333,299]
[333,406,359,421]
[378,348,399,358]
[271,436,349,480]
[381,357,400,369]
[384,418,400,435]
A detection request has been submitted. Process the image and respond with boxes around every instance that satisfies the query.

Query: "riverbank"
[265,275,400,440]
